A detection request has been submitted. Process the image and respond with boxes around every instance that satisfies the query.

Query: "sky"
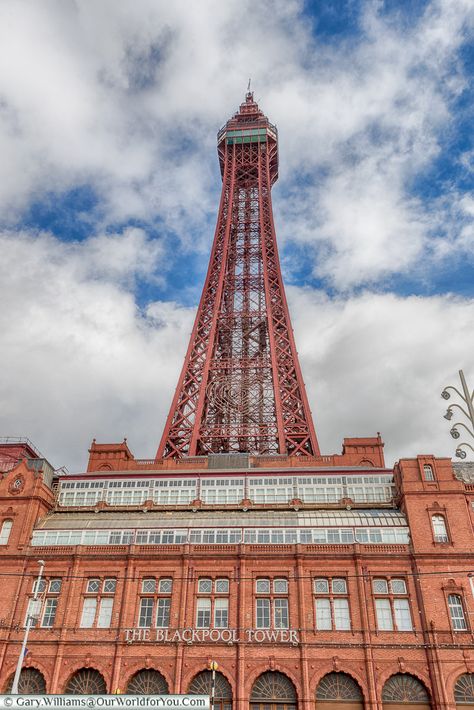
[0,0,473,472]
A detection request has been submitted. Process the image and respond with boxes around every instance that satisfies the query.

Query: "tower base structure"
[87,434,385,472]
[1,435,474,710]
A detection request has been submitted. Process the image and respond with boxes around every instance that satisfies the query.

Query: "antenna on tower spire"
[246,78,253,103]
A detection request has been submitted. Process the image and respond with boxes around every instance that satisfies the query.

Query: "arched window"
[432,515,448,543]
[448,594,468,631]
[64,668,107,694]
[423,465,435,481]
[454,674,474,704]
[250,671,296,710]
[382,674,430,706]
[5,668,46,694]
[127,670,168,695]
[189,671,232,710]
[0,520,12,545]
[316,672,363,702]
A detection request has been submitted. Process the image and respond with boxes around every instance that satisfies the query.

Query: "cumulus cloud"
[0,229,472,470]
[272,1,474,288]
[0,230,194,470]
[0,0,472,286]
[288,286,474,466]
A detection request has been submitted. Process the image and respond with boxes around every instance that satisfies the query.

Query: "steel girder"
[157,95,319,459]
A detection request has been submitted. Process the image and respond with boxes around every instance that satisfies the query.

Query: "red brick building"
[1,438,474,709]
[1,94,474,710]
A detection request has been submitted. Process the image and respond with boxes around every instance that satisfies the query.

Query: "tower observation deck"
[157,93,319,459]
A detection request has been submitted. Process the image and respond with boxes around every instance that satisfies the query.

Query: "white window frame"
[138,597,154,628]
[0,520,13,545]
[432,515,449,543]
[97,597,114,628]
[80,597,97,628]
[375,598,393,630]
[156,597,171,628]
[214,598,229,628]
[196,598,211,628]
[448,594,468,631]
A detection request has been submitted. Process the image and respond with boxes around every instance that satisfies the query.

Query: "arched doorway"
[382,674,430,710]
[188,671,232,710]
[5,668,46,694]
[127,670,169,695]
[454,674,474,708]
[251,671,297,710]
[64,668,107,694]
[316,672,364,710]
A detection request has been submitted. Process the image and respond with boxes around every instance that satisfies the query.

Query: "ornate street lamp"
[441,370,474,459]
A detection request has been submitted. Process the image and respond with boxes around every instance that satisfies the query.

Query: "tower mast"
[157,93,319,458]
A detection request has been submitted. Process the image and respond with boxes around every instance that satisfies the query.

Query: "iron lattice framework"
[158,93,319,458]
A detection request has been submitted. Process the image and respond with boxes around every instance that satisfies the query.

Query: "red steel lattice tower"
[157,93,319,458]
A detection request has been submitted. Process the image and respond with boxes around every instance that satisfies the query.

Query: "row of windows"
[57,474,395,507]
[30,526,410,547]
[11,667,474,706]
[60,475,394,490]
[13,515,449,549]
[25,575,470,634]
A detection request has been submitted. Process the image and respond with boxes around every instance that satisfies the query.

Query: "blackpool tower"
[157,92,319,459]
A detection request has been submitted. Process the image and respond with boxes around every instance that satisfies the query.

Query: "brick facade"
[0,440,473,709]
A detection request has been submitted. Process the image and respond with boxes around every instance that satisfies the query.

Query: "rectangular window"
[448,594,467,631]
[332,578,347,594]
[334,598,351,630]
[391,579,407,595]
[33,579,47,595]
[375,598,393,630]
[80,598,97,628]
[87,579,100,593]
[158,579,173,594]
[394,599,412,631]
[41,598,58,627]
[273,579,288,594]
[49,579,62,594]
[196,598,211,628]
[103,579,117,593]
[432,516,449,543]
[198,579,212,594]
[142,579,156,593]
[214,598,229,628]
[256,579,270,594]
[138,598,154,628]
[0,520,12,545]
[316,598,332,630]
[274,598,289,628]
[25,599,41,627]
[215,579,229,594]
[156,598,171,628]
[314,579,329,594]
[256,598,270,628]
[97,598,113,628]
[373,579,389,594]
